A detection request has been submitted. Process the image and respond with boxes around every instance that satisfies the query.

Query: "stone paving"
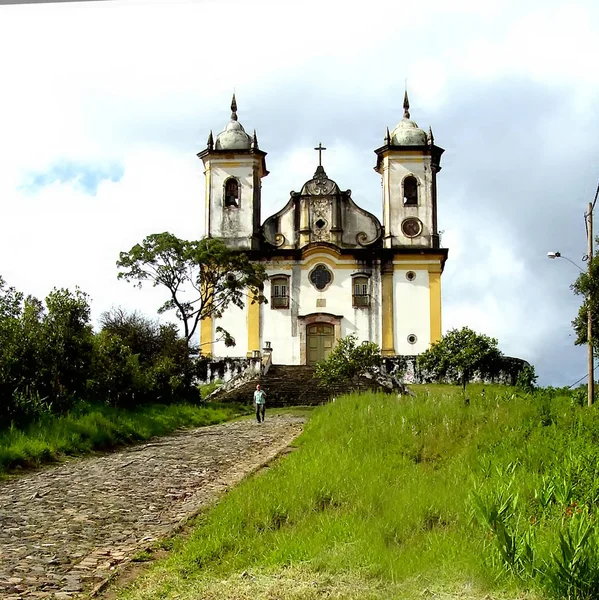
[0,415,305,600]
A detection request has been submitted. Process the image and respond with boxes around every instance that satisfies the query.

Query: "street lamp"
[548,203,594,407]
[547,251,584,272]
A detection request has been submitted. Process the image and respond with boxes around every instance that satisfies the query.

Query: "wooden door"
[307,323,334,365]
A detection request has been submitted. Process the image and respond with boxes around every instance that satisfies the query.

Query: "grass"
[113,384,599,600]
[0,400,251,475]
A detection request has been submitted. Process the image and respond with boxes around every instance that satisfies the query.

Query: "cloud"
[0,0,598,387]
[19,161,125,196]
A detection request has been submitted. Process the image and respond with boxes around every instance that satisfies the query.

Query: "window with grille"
[352,276,370,307]
[271,276,289,309]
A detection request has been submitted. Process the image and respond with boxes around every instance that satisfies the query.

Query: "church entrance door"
[307,323,334,365]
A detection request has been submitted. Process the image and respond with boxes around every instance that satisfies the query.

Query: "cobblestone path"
[0,415,305,600]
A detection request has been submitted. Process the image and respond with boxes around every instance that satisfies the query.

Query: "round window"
[401,218,423,238]
[309,264,333,291]
[406,271,416,281]
[407,334,418,345]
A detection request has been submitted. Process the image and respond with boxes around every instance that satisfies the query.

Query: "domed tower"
[374,91,444,249]
[197,95,268,250]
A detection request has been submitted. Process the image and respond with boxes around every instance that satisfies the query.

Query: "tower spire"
[403,89,410,119]
[230,93,238,121]
[427,125,434,145]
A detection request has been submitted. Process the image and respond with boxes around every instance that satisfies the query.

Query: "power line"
[568,361,599,389]
[592,181,599,212]
[569,373,588,388]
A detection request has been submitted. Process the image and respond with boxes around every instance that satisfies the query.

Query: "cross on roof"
[314,142,327,166]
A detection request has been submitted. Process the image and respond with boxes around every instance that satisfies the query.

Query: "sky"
[1,0,598,387]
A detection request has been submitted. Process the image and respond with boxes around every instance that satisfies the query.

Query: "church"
[197,94,448,366]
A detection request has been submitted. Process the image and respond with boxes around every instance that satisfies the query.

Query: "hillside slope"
[113,384,599,600]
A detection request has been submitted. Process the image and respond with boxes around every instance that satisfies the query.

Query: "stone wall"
[198,354,530,388]
[382,355,530,386]
[197,357,256,384]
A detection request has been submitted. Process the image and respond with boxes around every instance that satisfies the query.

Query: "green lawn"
[0,400,250,475]
[112,384,599,599]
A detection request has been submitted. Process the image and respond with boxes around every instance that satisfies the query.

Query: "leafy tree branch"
[117,233,267,346]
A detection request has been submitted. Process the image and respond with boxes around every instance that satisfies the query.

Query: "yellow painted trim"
[302,256,358,270]
[214,161,245,168]
[429,272,442,344]
[205,165,211,237]
[247,294,260,354]
[392,254,446,262]
[211,157,263,168]
[393,263,442,273]
[382,151,427,159]
[381,268,395,355]
[302,245,341,259]
[200,316,213,354]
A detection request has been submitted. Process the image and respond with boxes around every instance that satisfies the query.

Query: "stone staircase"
[211,364,404,407]
[213,365,324,407]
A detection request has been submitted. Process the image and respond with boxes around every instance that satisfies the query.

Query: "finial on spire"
[207,130,214,150]
[385,127,391,145]
[427,126,434,145]
[252,129,259,149]
[403,89,410,119]
[230,93,238,121]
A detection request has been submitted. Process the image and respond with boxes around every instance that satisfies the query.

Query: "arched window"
[352,275,370,307]
[224,178,239,207]
[403,175,418,205]
[270,275,290,309]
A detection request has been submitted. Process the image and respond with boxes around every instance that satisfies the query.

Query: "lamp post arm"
[562,255,585,273]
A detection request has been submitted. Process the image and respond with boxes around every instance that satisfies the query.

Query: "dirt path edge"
[90,424,303,599]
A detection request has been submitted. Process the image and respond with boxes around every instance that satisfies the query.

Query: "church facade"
[197,94,448,366]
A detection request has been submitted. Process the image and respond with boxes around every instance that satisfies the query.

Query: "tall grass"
[118,385,599,600]
[0,400,248,474]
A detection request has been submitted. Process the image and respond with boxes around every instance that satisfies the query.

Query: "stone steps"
[212,364,392,407]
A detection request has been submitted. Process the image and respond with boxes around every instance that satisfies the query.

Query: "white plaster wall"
[261,267,299,365]
[383,154,434,247]
[259,260,383,365]
[342,204,380,247]
[393,268,430,355]
[278,210,297,248]
[208,161,256,241]
[210,301,249,359]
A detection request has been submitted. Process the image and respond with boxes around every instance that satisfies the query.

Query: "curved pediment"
[263,166,382,250]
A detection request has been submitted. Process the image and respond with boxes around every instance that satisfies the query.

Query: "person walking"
[254,383,266,423]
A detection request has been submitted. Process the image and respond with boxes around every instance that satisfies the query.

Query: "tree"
[40,287,94,408]
[417,327,503,395]
[116,233,267,347]
[96,307,203,405]
[571,247,599,354]
[0,280,94,424]
[315,333,382,387]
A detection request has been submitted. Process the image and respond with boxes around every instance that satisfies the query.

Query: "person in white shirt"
[253,384,266,423]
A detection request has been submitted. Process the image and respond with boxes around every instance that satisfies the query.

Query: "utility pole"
[588,201,594,406]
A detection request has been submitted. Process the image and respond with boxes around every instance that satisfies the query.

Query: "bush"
[0,277,203,429]
[315,333,382,387]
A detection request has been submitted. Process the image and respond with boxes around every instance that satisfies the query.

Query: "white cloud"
[1,0,598,385]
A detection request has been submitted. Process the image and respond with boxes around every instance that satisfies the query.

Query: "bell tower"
[197,95,268,250]
[374,91,444,249]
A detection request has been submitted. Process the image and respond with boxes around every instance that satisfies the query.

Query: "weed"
[114,385,599,600]
[0,401,250,473]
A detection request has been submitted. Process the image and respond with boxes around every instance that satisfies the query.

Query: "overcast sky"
[1,0,598,386]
